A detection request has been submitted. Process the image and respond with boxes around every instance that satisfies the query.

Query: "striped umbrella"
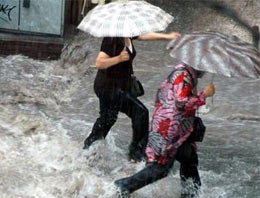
[167,31,260,78]
[77,0,173,37]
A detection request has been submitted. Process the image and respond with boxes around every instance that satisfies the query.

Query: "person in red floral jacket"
[115,63,215,198]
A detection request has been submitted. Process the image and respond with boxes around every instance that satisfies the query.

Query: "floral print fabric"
[146,64,206,164]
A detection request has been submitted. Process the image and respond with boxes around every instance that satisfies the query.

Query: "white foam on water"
[0,108,123,198]
[199,170,229,198]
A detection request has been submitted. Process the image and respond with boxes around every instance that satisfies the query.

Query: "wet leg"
[119,91,149,161]
[176,142,201,197]
[83,94,119,149]
[115,158,175,194]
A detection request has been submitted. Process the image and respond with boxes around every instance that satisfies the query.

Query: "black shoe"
[114,179,130,198]
[83,135,102,150]
[128,144,145,162]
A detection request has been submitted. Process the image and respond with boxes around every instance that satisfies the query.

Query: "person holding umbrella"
[83,32,181,162]
[114,30,260,197]
[78,0,181,162]
[114,63,215,197]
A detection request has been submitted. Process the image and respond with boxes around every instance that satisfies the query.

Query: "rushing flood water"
[1,0,260,196]
[0,34,259,198]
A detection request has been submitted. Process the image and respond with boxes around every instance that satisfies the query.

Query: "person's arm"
[95,48,130,70]
[184,82,215,112]
[137,32,181,41]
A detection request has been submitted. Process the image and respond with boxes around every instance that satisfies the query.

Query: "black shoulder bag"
[187,116,206,142]
[117,38,144,97]
[130,74,144,97]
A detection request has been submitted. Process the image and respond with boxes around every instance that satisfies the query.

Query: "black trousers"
[115,142,201,195]
[85,89,149,148]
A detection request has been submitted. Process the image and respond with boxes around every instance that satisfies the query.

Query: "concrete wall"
[0,0,65,36]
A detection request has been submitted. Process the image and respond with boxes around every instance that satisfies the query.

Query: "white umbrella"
[77,0,174,37]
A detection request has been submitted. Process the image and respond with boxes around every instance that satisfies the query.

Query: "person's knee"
[143,107,149,118]
[137,105,149,120]
[96,114,117,129]
[103,118,116,130]
[132,107,148,131]
[148,162,173,179]
[107,113,118,125]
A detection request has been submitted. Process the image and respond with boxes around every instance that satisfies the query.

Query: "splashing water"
[1,22,260,197]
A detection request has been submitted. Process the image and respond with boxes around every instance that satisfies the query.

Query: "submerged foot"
[128,144,145,163]
[114,179,130,198]
[180,193,199,198]
[83,135,102,150]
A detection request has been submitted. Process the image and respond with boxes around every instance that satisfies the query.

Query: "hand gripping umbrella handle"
[252,26,259,50]
[81,0,88,16]
[211,73,215,105]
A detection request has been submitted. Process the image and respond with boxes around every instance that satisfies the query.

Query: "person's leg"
[115,158,175,195]
[176,142,201,197]
[83,93,120,149]
[179,164,201,198]
[118,91,149,160]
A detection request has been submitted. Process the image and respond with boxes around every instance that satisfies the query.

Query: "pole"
[252,26,259,50]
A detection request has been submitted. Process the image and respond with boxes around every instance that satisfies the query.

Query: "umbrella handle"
[252,26,259,50]
[211,73,215,105]
[211,73,215,82]
[211,93,214,105]
[81,0,88,16]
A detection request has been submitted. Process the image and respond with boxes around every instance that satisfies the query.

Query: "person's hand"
[203,82,215,98]
[118,48,130,62]
[166,32,181,39]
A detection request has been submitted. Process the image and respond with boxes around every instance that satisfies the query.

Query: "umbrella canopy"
[167,31,260,78]
[77,0,173,37]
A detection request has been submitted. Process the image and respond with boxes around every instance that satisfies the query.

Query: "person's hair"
[194,70,205,78]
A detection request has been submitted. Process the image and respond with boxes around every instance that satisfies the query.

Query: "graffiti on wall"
[0,3,16,22]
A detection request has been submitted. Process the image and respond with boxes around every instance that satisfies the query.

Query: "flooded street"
[0,35,259,198]
[1,0,260,197]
